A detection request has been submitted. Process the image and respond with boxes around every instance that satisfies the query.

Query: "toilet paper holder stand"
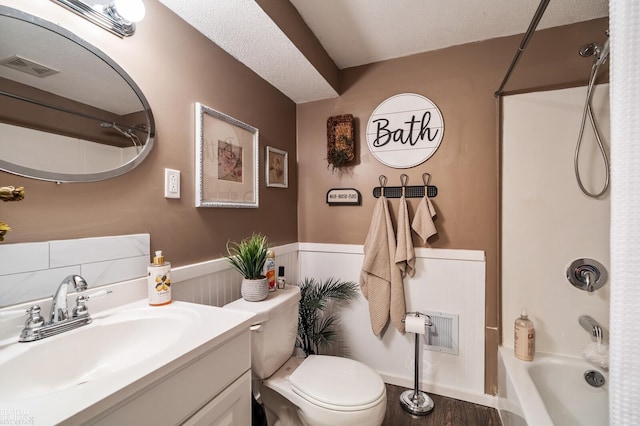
[400,312,435,416]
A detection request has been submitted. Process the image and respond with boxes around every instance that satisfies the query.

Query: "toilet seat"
[290,355,386,411]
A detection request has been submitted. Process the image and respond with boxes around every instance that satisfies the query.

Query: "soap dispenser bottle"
[514,308,535,361]
[148,250,172,306]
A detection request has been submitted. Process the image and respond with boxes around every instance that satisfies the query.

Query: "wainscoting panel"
[298,243,489,405]
[172,244,299,307]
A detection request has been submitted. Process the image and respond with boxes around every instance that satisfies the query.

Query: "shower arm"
[494,0,551,97]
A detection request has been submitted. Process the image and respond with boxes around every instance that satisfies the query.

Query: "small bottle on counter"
[265,249,276,292]
[514,308,535,361]
[148,250,172,306]
[277,266,286,289]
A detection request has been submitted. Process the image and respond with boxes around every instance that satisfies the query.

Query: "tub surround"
[498,347,608,426]
[502,85,610,357]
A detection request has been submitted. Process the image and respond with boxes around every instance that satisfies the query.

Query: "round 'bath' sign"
[365,93,444,168]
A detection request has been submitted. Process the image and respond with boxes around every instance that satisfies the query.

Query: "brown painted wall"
[0,0,298,264]
[297,18,608,394]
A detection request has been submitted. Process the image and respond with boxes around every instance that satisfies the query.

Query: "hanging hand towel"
[360,196,406,336]
[395,195,415,277]
[411,196,438,244]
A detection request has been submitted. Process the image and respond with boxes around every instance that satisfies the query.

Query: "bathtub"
[498,347,608,426]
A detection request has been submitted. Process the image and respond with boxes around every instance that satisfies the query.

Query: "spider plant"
[296,277,359,356]
[225,233,269,279]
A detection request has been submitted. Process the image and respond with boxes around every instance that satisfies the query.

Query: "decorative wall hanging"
[195,102,259,208]
[365,93,444,169]
[266,146,288,188]
[326,114,355,170]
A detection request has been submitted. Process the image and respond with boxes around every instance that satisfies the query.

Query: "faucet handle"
[24,305,45,329]
[73,290,112,318]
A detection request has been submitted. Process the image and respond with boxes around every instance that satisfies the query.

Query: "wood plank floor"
[382,384,502,426]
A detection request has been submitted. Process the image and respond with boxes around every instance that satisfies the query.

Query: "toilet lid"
[289,355,385,410]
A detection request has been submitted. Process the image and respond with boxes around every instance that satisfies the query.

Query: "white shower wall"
[502,84,610,357]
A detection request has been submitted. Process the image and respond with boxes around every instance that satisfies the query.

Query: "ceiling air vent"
[0,55,59,78]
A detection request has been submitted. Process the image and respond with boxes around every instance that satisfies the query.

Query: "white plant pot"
[241,277,269,302]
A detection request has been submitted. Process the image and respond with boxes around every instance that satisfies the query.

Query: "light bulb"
[113,0,146,23]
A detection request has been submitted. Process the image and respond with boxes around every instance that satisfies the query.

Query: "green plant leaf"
[225,233,269,279]
[296,277,359,356]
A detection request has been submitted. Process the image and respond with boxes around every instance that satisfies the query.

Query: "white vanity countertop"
[0,299,255,425]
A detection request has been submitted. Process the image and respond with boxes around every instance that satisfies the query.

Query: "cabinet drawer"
[182,370,251,426]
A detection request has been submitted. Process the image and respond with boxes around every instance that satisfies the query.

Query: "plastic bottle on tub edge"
[514,308,535,361]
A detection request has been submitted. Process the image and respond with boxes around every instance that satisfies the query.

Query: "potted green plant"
[296,277,359,356]
[226,233,270,302]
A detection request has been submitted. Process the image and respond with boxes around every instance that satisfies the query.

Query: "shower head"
[100,121,129,136]
[595,38,609,67]
[99,121,142,153]
[579,43,600,58]
[579,34,610,67]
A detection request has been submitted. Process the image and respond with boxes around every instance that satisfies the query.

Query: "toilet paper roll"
[405,315,426,334]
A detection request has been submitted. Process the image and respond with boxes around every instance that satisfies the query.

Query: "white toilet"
[224,285,386,426]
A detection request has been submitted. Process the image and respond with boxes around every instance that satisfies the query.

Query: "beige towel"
[412,196,438,244]
[395,195,415,277]
[360,196,406,336]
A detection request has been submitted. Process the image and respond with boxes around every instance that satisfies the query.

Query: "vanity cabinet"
[183,371,251,425]
[76,330,251,425]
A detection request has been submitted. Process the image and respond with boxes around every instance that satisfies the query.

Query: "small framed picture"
[265,146,288,188]
[195,102,259,208]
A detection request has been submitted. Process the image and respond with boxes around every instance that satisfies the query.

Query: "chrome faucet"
[19,275,110,343]
[579,315,606,342]
[50,274,88,323]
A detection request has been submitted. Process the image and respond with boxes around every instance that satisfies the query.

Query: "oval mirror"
[0,6,155,182]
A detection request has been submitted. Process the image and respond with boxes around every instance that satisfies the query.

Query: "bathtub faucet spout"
[579,315,605,342]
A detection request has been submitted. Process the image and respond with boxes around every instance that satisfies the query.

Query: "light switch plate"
[164,168,180,199]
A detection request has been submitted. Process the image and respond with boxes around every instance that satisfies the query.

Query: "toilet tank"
[224,285,300,379]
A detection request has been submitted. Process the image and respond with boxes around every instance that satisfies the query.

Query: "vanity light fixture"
[50,0,146,37]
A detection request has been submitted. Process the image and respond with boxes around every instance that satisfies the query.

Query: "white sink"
[0,306,195,401]
[0,299,255,425]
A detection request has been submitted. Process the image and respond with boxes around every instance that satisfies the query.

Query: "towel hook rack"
[373,173,438,199]
[400,174,408,196]
[379,175,387,197]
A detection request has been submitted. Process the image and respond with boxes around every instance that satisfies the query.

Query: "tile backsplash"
[0,234,149,306]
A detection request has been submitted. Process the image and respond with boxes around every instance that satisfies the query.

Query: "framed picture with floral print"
[195,102,259,208]
[265,146,288,188]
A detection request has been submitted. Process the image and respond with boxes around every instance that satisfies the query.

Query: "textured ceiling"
[159,0,609,104]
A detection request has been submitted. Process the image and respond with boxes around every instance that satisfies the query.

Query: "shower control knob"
[566,258,607,292]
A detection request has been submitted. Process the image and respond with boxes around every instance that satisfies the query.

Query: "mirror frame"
[0,6,155,183]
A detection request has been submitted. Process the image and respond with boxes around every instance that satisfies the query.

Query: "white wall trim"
[171,242,299,283]
[299,242,485,261]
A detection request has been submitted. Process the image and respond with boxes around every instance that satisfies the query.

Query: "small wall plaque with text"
[326,188,361,206]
